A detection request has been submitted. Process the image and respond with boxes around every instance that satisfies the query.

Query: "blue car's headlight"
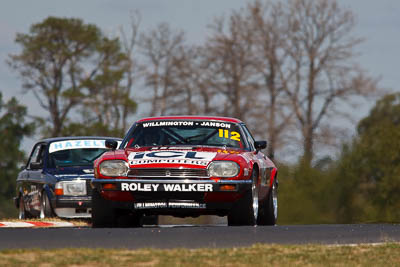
[208,161,240,177]
[99,160,129,177]
[55,180,86,196]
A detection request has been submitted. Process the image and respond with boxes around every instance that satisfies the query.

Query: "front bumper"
[51,195,92,218]
[91,178,252,215]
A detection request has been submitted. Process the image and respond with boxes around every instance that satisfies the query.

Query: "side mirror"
[30,162,43,170]
[254,140,267,151]
[105,139,118,150]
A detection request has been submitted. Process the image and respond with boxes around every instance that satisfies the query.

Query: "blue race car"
[14,136,121,219]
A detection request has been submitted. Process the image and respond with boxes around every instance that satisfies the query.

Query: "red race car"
[91,116,278,227]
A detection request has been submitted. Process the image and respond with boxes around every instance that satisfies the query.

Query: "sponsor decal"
[128,151,216,166]
[217,149,240,154]
[151,146,194,150]
[134,202,168,209]
[168,202,206,209]
[143,121,194,127]
[218,129,241,141]
[259,160,268,186]
[49,140,107,153]
[142,121,231,129]
[121,182,213,192]
[134,201,206,209]
[199,121,231,128]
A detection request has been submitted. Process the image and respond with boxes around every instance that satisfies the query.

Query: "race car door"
[25,142,47,215]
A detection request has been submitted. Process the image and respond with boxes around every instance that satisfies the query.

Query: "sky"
[1,0,399,153]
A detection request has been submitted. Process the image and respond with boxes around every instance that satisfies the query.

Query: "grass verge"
[0,243,399,266]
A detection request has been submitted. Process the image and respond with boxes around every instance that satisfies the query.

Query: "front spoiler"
[52,196,92,209]
[52,196,92,218]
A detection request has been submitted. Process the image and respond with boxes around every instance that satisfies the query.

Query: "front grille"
[127,168,209,179]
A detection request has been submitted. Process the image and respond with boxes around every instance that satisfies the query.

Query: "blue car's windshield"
[48,139,109,167]
[49,148,108,168]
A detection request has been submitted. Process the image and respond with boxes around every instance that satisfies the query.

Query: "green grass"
[0,243,399,266]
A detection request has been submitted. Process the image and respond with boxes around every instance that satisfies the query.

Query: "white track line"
[0,221,74,228]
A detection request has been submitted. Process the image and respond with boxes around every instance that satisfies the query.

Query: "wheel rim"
[252,171,259,222]
[272,183,278,219]
[39,194,45,219]
[18,197,25,220]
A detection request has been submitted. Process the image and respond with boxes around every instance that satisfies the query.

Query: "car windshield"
[124,120,247,149]
[48,139,109,167]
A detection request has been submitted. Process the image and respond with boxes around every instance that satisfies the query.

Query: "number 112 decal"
[218,129,241,141]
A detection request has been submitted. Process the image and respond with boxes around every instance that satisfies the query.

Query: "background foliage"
[278,93,400,224]
[0,93,35,218]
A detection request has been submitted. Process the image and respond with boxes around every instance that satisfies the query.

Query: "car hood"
[46,167,95,180]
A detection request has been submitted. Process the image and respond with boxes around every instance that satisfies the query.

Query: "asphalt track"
[1,224,400,250]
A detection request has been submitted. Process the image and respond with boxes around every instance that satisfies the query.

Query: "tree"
[72,33,135,137]
[139,23,219,116]
[164,45,204,115]
[334,93,400,223]
[204,10,259,120]
[248,0,294,158]
[139,23,186,116]
[0,93,34,218]
[198,0,379,163]
[281,0,378,165]
[8,16,133,137]
[118,11,143,130]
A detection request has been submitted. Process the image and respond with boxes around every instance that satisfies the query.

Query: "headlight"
[55,180,86,196]
[99,160,128,177]
[208,161,240,177]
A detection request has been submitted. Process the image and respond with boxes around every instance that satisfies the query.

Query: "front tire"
[258,180,278,225]
[39,192,54,219]
[92,190,116,228]
[18,196,26,220]
[228,169,259,226]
